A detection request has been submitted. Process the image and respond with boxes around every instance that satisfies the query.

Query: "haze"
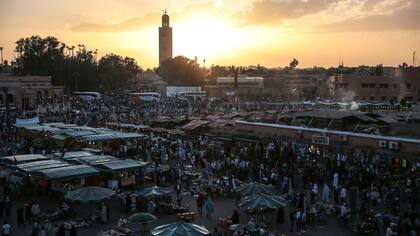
[0,0,419,68]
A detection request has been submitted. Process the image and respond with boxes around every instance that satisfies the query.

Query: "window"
[361,83,369,88]
[393,84,398,89]
[370,96,375,101]
[379,84,388,88]
[381,96,386,101]
[368,83,376,88]
[406,84,412,89]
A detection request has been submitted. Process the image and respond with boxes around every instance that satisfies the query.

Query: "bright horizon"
[0,0,419,69]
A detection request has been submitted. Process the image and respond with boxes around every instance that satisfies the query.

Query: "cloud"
[70,13,160,32]
[317,0,420,32]
[70,3,224,33]
[235,0,337,25]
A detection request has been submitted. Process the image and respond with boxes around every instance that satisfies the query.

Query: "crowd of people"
[0,92,419,236]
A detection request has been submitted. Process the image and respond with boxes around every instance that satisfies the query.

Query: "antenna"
[413,51,417,67]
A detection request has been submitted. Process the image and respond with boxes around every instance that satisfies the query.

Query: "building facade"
[329,67,420,102]
[158,10,173,66]
[0,75,63,110]
[204,76,265,99]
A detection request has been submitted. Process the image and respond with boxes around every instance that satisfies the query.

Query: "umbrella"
[238,194,288,211]
[128,212,157,223]
[151,222,210,236]
[65,186,115,203]
[236,182,276,196]
[134,186,172,198]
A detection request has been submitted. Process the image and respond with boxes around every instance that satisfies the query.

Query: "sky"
[0,0,419,69]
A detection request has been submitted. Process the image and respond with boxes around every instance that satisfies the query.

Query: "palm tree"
[0,46,3,65]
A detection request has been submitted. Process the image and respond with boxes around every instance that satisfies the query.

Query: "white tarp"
[166,86,202,97]
[15,117,40,127]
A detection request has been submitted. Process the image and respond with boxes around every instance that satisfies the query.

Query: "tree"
[98,54,141,90]
[289,58,299,69]
[12,35,142,92]
[157,56,206,86]
[13,36,66,85]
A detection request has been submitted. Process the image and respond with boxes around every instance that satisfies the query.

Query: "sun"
[173,14,248,64]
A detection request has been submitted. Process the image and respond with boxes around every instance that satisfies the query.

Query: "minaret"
[159,9,173,66]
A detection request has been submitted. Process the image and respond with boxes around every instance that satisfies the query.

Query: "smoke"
[338,90,356,102]
[350,101,359,110]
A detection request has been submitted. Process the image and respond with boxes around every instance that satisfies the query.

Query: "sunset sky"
[0,0,419,69]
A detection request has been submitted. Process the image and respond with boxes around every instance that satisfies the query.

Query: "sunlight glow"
[173,14,256,63]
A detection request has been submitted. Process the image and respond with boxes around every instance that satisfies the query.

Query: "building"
[264,73,327,100]
[159,10,173,66]
[235,120,420,156]
[204,76,265,99]
[134,72,167,96]
[329,67,420,102]
[0,75,63,110]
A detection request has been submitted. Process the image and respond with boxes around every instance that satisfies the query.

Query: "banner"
[312,135,329,145]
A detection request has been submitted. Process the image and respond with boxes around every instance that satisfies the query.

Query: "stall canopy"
[0,154,49,165]
[15,160,71,173]
[17,122,146,142]
[32,165,100,180]
[236,182,277,196]
[151,222,210,236]
[238,194,288,211]
[48,151,95,160]
[81,132,145,142]
[65,186,115,203]
[72,155,148,172]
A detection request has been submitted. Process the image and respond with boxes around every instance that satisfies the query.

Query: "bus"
[72,92,102,101]
[176,91,207,99]
[129,92,161,102]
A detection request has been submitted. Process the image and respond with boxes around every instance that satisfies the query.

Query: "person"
[100,202,108,223]
[31,202,40,222]
[31,221,40,236]
[205,196,214,218]
[25,203,32,223]
[56,224,66,236]
[296,209,302,232]
[289,210,295,232]
[322,183,331,203]
[276,207,284,223]
[340,203,350,222]
[340,187,347,205]
[16,207,24,225]
[229,209,240,224]
[176,194,182,207]
[1,220,11,236]
[70,224,77,236]
[44,220,53,236]
[196,193,205,215]
[386,223,396,236]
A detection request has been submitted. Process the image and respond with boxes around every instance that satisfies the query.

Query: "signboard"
[312,135,329,145]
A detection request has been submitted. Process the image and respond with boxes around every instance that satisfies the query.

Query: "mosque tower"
[159,9,173,66]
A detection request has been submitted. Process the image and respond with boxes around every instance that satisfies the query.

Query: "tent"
[65,186,115,203]
[236,182,277,196]
[0,154,49,165]
[151,222,210,236]
[128,212,157,223]
[238,194,288,211]
[33,165,100,180]
[134,186,172,198]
